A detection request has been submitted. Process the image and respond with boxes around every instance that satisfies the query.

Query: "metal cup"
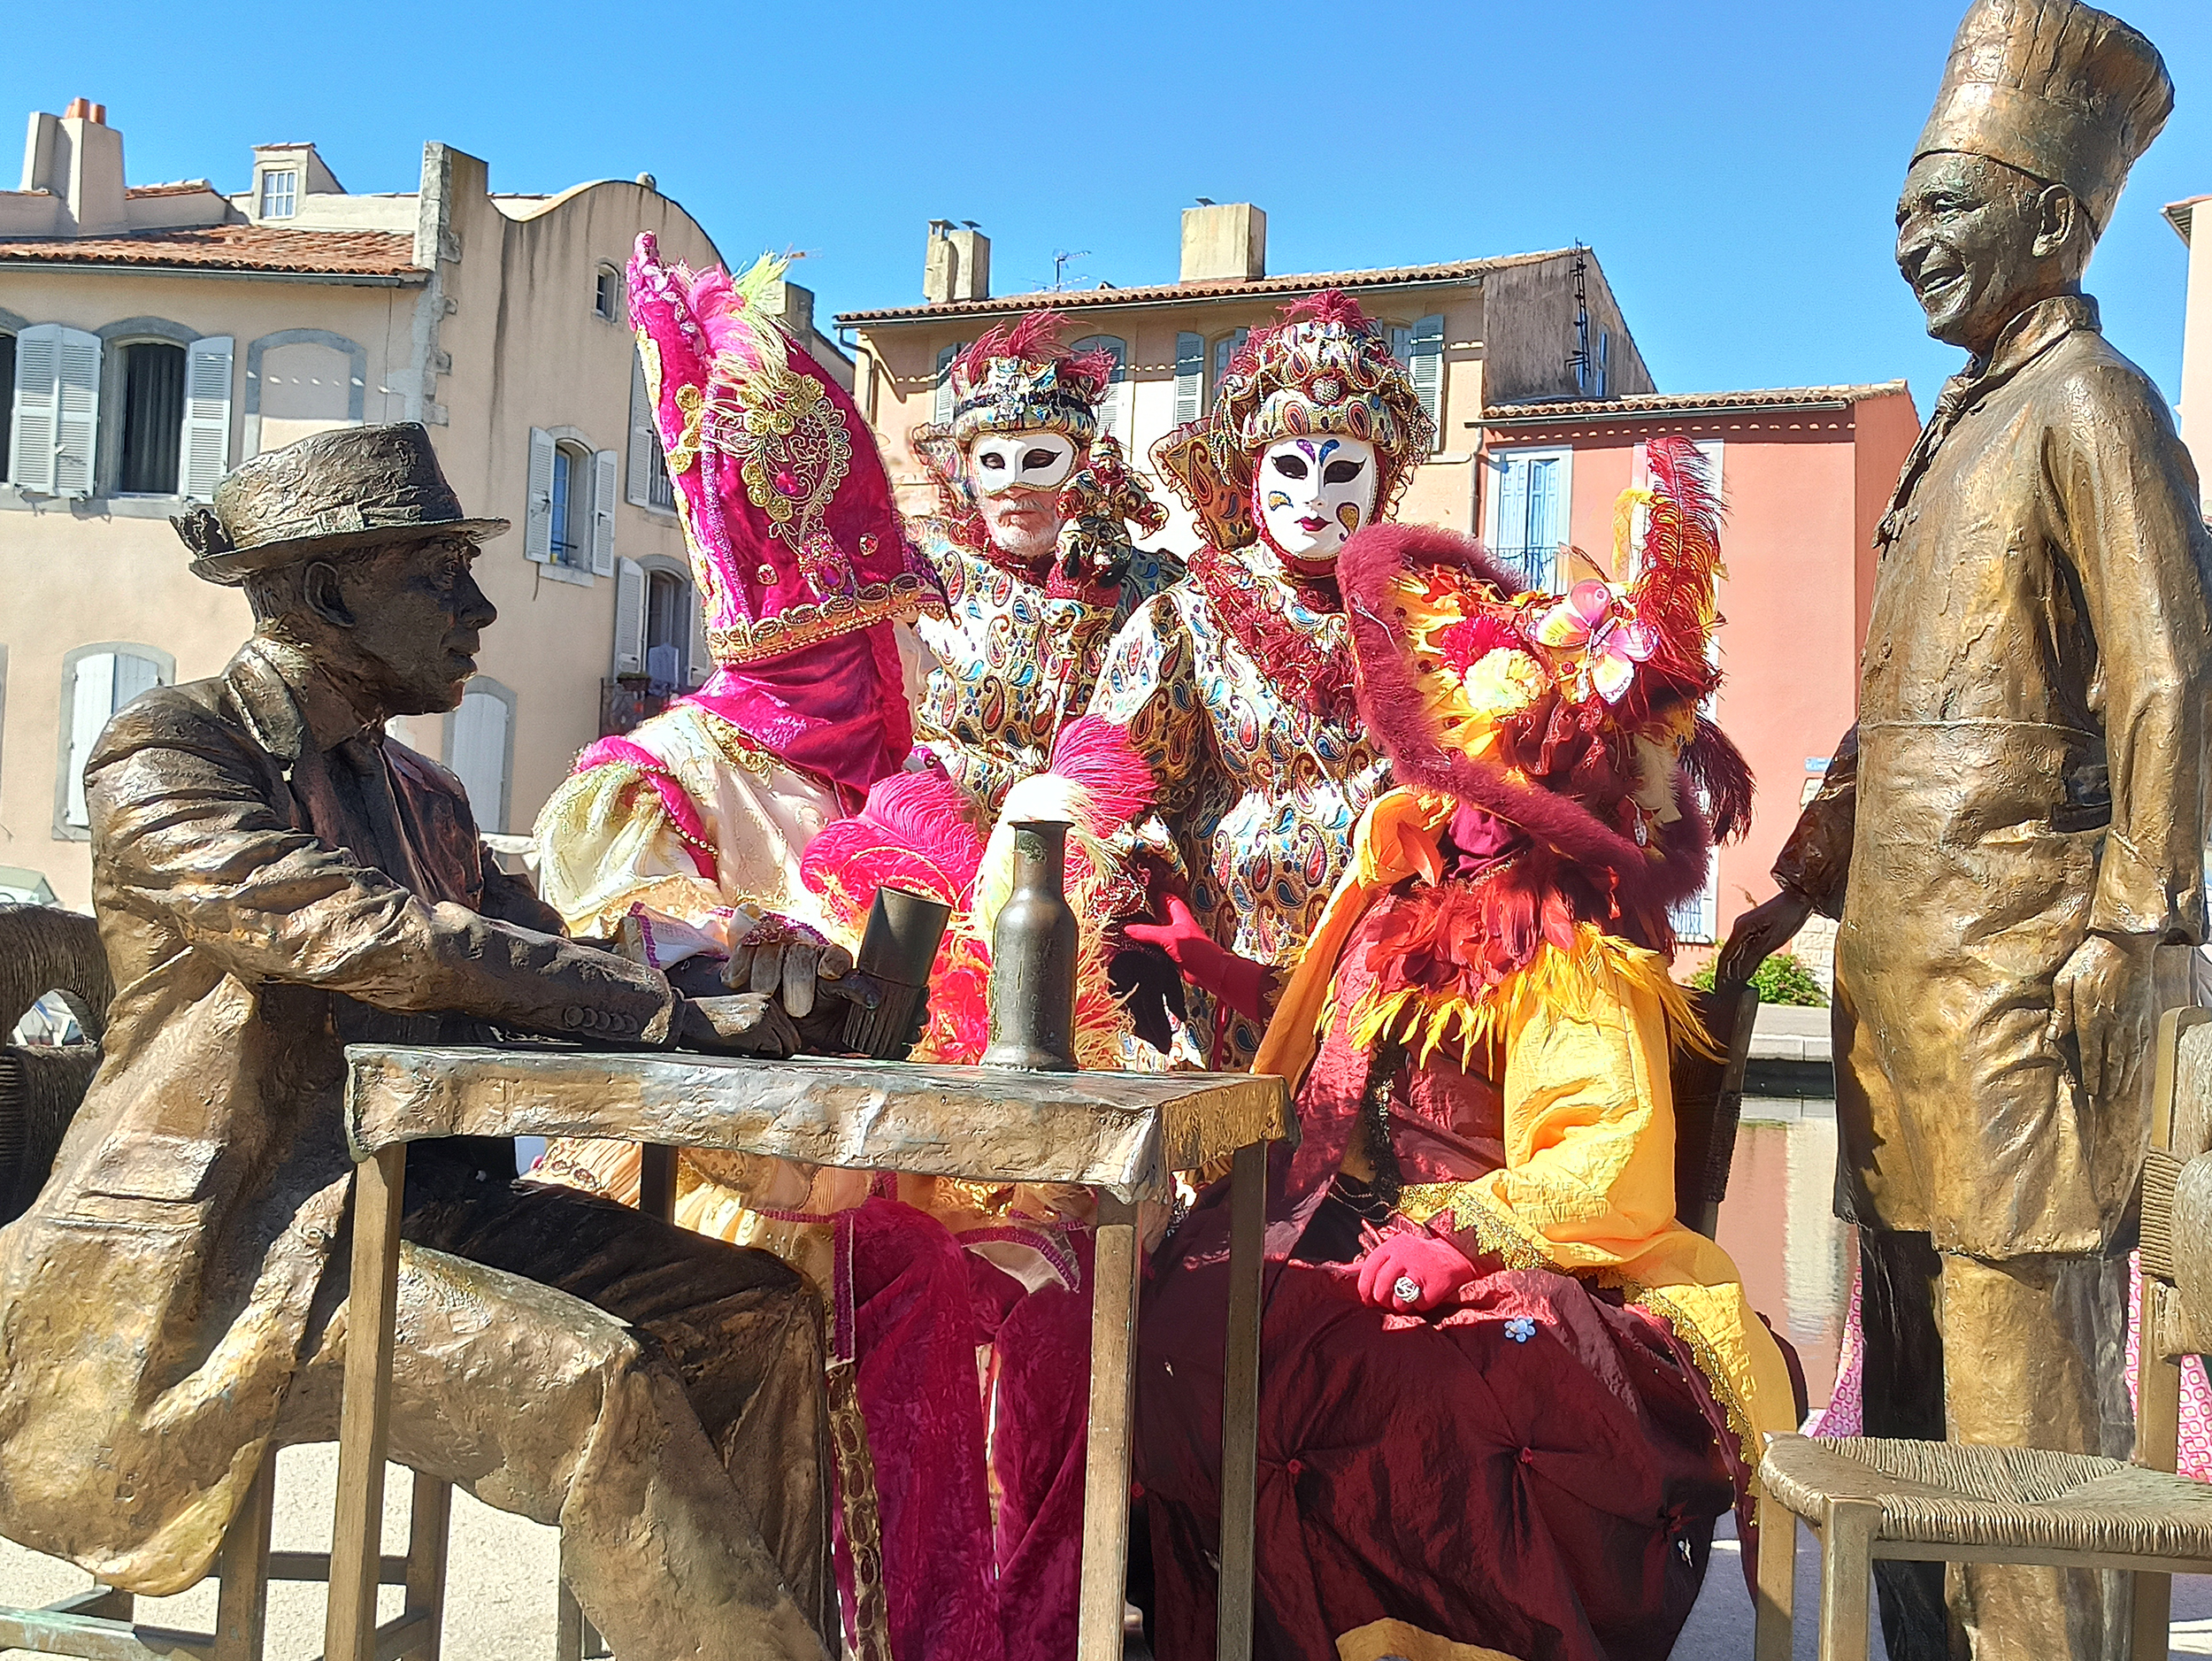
[842,886,952,1060]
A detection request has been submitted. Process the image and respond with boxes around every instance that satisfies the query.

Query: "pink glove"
[1356,1228,1476,1313]
[1125,895,1275,1022]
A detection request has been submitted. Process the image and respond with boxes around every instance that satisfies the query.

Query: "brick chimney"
[21,99,127,236]
[924,219,990,304]
[1180,203,1266,284]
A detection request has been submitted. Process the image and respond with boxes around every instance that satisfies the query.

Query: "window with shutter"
[60,647,168,831]
[525,427,556,563]
[1070,335,1128,445]
[1408,314,1444,448]
[447,686,512,834]
[1173,333,1203,426]
[611,557,647,675]
[1667,850,1720,943]
[118,342,187,495]
[9,325,60,495]
[591,448,618,576]
[50,327,100,500]
[180,336,233,502]
[685,581,709,688]
[932,342,963,427]
[0,332,14,483]
[1209,329,1248,399]
[1486,448,1571,593]
[626,349,662,508]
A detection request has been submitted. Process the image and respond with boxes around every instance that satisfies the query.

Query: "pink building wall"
[1483,387,1918,965]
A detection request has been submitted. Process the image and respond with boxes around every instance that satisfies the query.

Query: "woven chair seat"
[1760,1434,2212,1562]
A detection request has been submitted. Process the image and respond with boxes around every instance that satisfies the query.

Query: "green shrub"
[1687,950,1829,1007]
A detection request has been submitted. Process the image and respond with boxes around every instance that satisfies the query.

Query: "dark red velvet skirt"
[1136,1199,1738,1661]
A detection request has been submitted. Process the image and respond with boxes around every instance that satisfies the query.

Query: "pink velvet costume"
[527,235,1087,1661]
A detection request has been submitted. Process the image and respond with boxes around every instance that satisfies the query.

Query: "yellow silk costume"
[1256,786,1799,1458]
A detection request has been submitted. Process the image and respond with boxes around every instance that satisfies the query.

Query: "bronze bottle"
[980,819,1079,1072]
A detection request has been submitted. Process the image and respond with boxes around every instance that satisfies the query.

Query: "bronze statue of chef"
[0,425,840,1660]
[1724,4,2210,1656]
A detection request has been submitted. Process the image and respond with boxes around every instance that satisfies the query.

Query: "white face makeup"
[1255,434,1379,565]
[966,430,1079,498]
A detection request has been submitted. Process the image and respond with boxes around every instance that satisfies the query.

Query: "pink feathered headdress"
[626,233,944,796]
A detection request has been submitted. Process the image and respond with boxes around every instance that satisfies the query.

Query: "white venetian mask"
[967,430,1078,498]
[1255,434,1379,565]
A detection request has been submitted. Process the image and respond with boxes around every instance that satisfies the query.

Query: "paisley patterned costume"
[1091,290,1431,1067]
[1090,555,1389,1066]
[910,517,1180,812]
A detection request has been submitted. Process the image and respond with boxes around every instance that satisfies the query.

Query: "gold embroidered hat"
[627,233,938,668]
[1915,0,2173,231]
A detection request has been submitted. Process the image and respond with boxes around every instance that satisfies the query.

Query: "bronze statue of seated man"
[0,423,843,1661]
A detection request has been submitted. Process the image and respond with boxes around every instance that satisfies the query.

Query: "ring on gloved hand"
[1393,1275,1421,1308]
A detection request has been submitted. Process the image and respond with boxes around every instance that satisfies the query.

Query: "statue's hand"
[722,919,855,1019]
[2050,932,2156,1106]
[1717,888,1814,984]
[676,993,800,1058]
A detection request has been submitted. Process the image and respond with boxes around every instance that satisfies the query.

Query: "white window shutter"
[611,557,647,674]
[590,448,618,576]
[65,652,116,828]
[10,324,60,495]
[685,581,709,687]
[525,427,556,563]
[1527,456,1564,590]
[51,327,100,499]
[932,343,961,426]
[626,349,655,507]
[180,335,234,502]
[1409,314,1444,448]
[448,689,511,833]
[1173,332,1203,426]
[112,650,164,707]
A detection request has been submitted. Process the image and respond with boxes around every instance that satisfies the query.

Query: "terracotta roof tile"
[0,223,422,278]
[124,181,219,199]
[835,250,1572,325]
[1483,381,1911,421]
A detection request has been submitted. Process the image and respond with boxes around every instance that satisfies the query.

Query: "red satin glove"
[1124,895,1275,1022]
[1356,1228,1476,1313]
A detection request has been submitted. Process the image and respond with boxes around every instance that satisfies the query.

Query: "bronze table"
[330,1044,1291,1661]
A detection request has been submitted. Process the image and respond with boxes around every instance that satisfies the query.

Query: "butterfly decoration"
[1532,579,1657,704]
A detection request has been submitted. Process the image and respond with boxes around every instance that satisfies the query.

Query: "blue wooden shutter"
[1173,333,1203,425]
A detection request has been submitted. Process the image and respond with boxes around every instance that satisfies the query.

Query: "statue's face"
[1253,434,1379,570]
[334,534,497,716]
[967,429,1077,563]
[1895,151,2077,357]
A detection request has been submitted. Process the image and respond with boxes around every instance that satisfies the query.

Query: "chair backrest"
[1671,979,1761,1239]
[0,904,111,1225]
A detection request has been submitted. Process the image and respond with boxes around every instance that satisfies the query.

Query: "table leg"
[1076,1192,1141,1661]
[1216,1139,1266,1661]
[638,1142,677,1223]
[326,1144,406,1661]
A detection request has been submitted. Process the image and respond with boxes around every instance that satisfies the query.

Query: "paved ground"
[9,1456,2212,1659]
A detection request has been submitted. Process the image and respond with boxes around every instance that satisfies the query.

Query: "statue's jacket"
[1778,295,2212,1258]
[0,640,676,1592]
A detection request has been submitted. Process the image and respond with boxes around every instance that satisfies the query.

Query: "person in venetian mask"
[1136,442,1799,1661]
[529,235,1107,1661]
[1089,290,1430,1067]
[907,312,1177,815]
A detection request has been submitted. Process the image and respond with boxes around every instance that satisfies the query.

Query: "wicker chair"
[0,903,454,1661]
[0,902,111,1224]
[1753,1001,2212,1661]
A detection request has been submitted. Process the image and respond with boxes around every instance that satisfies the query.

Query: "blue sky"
[7,1,2206,414]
